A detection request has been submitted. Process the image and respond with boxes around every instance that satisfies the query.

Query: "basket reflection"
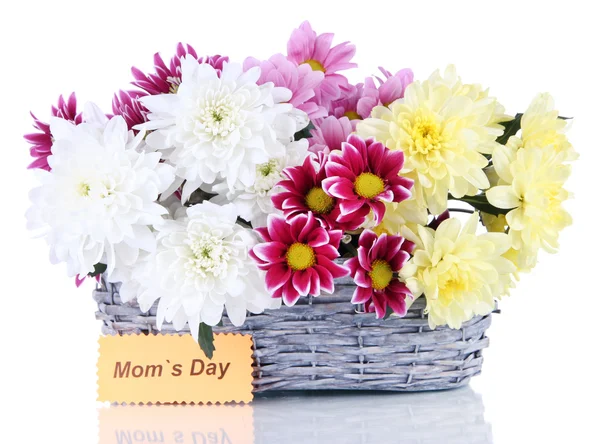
[98,387,491,444]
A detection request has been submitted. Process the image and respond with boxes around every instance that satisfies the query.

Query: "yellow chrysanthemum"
[357,65,510,215]
[521,93,578,161]
[372,196,429,237]
[400,213,515,329]
[486,142,572,270]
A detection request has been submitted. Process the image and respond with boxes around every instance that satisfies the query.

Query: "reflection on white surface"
[98,387,491,444]
[254,387,491,444]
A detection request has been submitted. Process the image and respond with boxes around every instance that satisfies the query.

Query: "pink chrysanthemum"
[357,67,414,118]
[308,116,353,154]
[112,90,149,130]
[322,135,413,227]
[250,213,349,306]
[346,230,414,318]
[271,154,360,232]
[132,43,229,95]
[244,54,327,120]
[25,93,82,171]
[331,83,364,125]
[287,21,356,108]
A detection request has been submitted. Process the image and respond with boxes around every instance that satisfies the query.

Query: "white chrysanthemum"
[211,139,309,227]
[357,65,510,215]
[130,202,278,338]
[400,213,515,329]
[138,56,303,201]
[26,109,175,278]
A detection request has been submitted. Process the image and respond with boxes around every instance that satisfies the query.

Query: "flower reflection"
[98,387,491,444]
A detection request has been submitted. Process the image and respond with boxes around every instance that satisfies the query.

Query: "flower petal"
[265,263,291,293]
[292,269,312,296]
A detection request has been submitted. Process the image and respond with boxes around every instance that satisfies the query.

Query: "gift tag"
[97,333,254,404]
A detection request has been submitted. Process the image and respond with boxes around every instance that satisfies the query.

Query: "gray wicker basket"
[94,274,493,392]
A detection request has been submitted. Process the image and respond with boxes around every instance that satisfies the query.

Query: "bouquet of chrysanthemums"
[26,21,577,356]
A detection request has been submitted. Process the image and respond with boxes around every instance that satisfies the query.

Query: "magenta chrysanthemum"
[287,21,356,108]
[346,230,414,318]
[322,135,413,227]
[308,116,353,154]
[271,154,358,231]
[112,90,149,130]
[131,43,229,95]
[250,213,349,306]
[244,54,327,120]
[357,67,414,118]
[25,93,82,171]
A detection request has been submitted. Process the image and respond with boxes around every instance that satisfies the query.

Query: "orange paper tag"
[97,334,254,404]
[98,404,253,444]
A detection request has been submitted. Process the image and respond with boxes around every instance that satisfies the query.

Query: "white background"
[1,1,598,442]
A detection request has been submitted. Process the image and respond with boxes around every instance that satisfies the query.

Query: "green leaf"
[294,121,315,141]
[558,116,573,120]
[88,263,107,277]
[496,114,523,146]
[451,194,514,216]
[197,322,216,360]
[383,306,395,320]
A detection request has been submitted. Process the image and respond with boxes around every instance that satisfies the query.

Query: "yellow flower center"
[354,172,385,199]
[344,111,362,120]
[443,278,469,294]
[305,187,335,214]
[369,259,393,290]
[77,182,91,197]
[410,114,443,154]
[304,59,326,72]
[401,110,446,167]
[437,266,471,307]
[286,243,316,271]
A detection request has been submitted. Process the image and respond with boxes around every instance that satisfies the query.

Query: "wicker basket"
[94,273,494,392]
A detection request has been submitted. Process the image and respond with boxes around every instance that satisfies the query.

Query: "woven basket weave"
[94,274,493,392]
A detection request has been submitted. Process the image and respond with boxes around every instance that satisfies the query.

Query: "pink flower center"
[305,187,335,214]
[354,173,385,199]
[369,259,393,290]
[286,243,315,271]
[304,59,326,73]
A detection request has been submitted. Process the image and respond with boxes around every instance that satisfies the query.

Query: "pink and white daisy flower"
[244,54,327,120]
[112,90,149,131]
[346,230,414,318]
[322,135,413,227]
[308,116,353,154]
[271,153,359,232]
[25,93,82,171]
[132,43,228,95]
[357,67,414,118]
[287,21,356,108]
[250,213,349,306]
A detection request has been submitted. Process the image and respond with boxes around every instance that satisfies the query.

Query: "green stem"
[448,208,475,214]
